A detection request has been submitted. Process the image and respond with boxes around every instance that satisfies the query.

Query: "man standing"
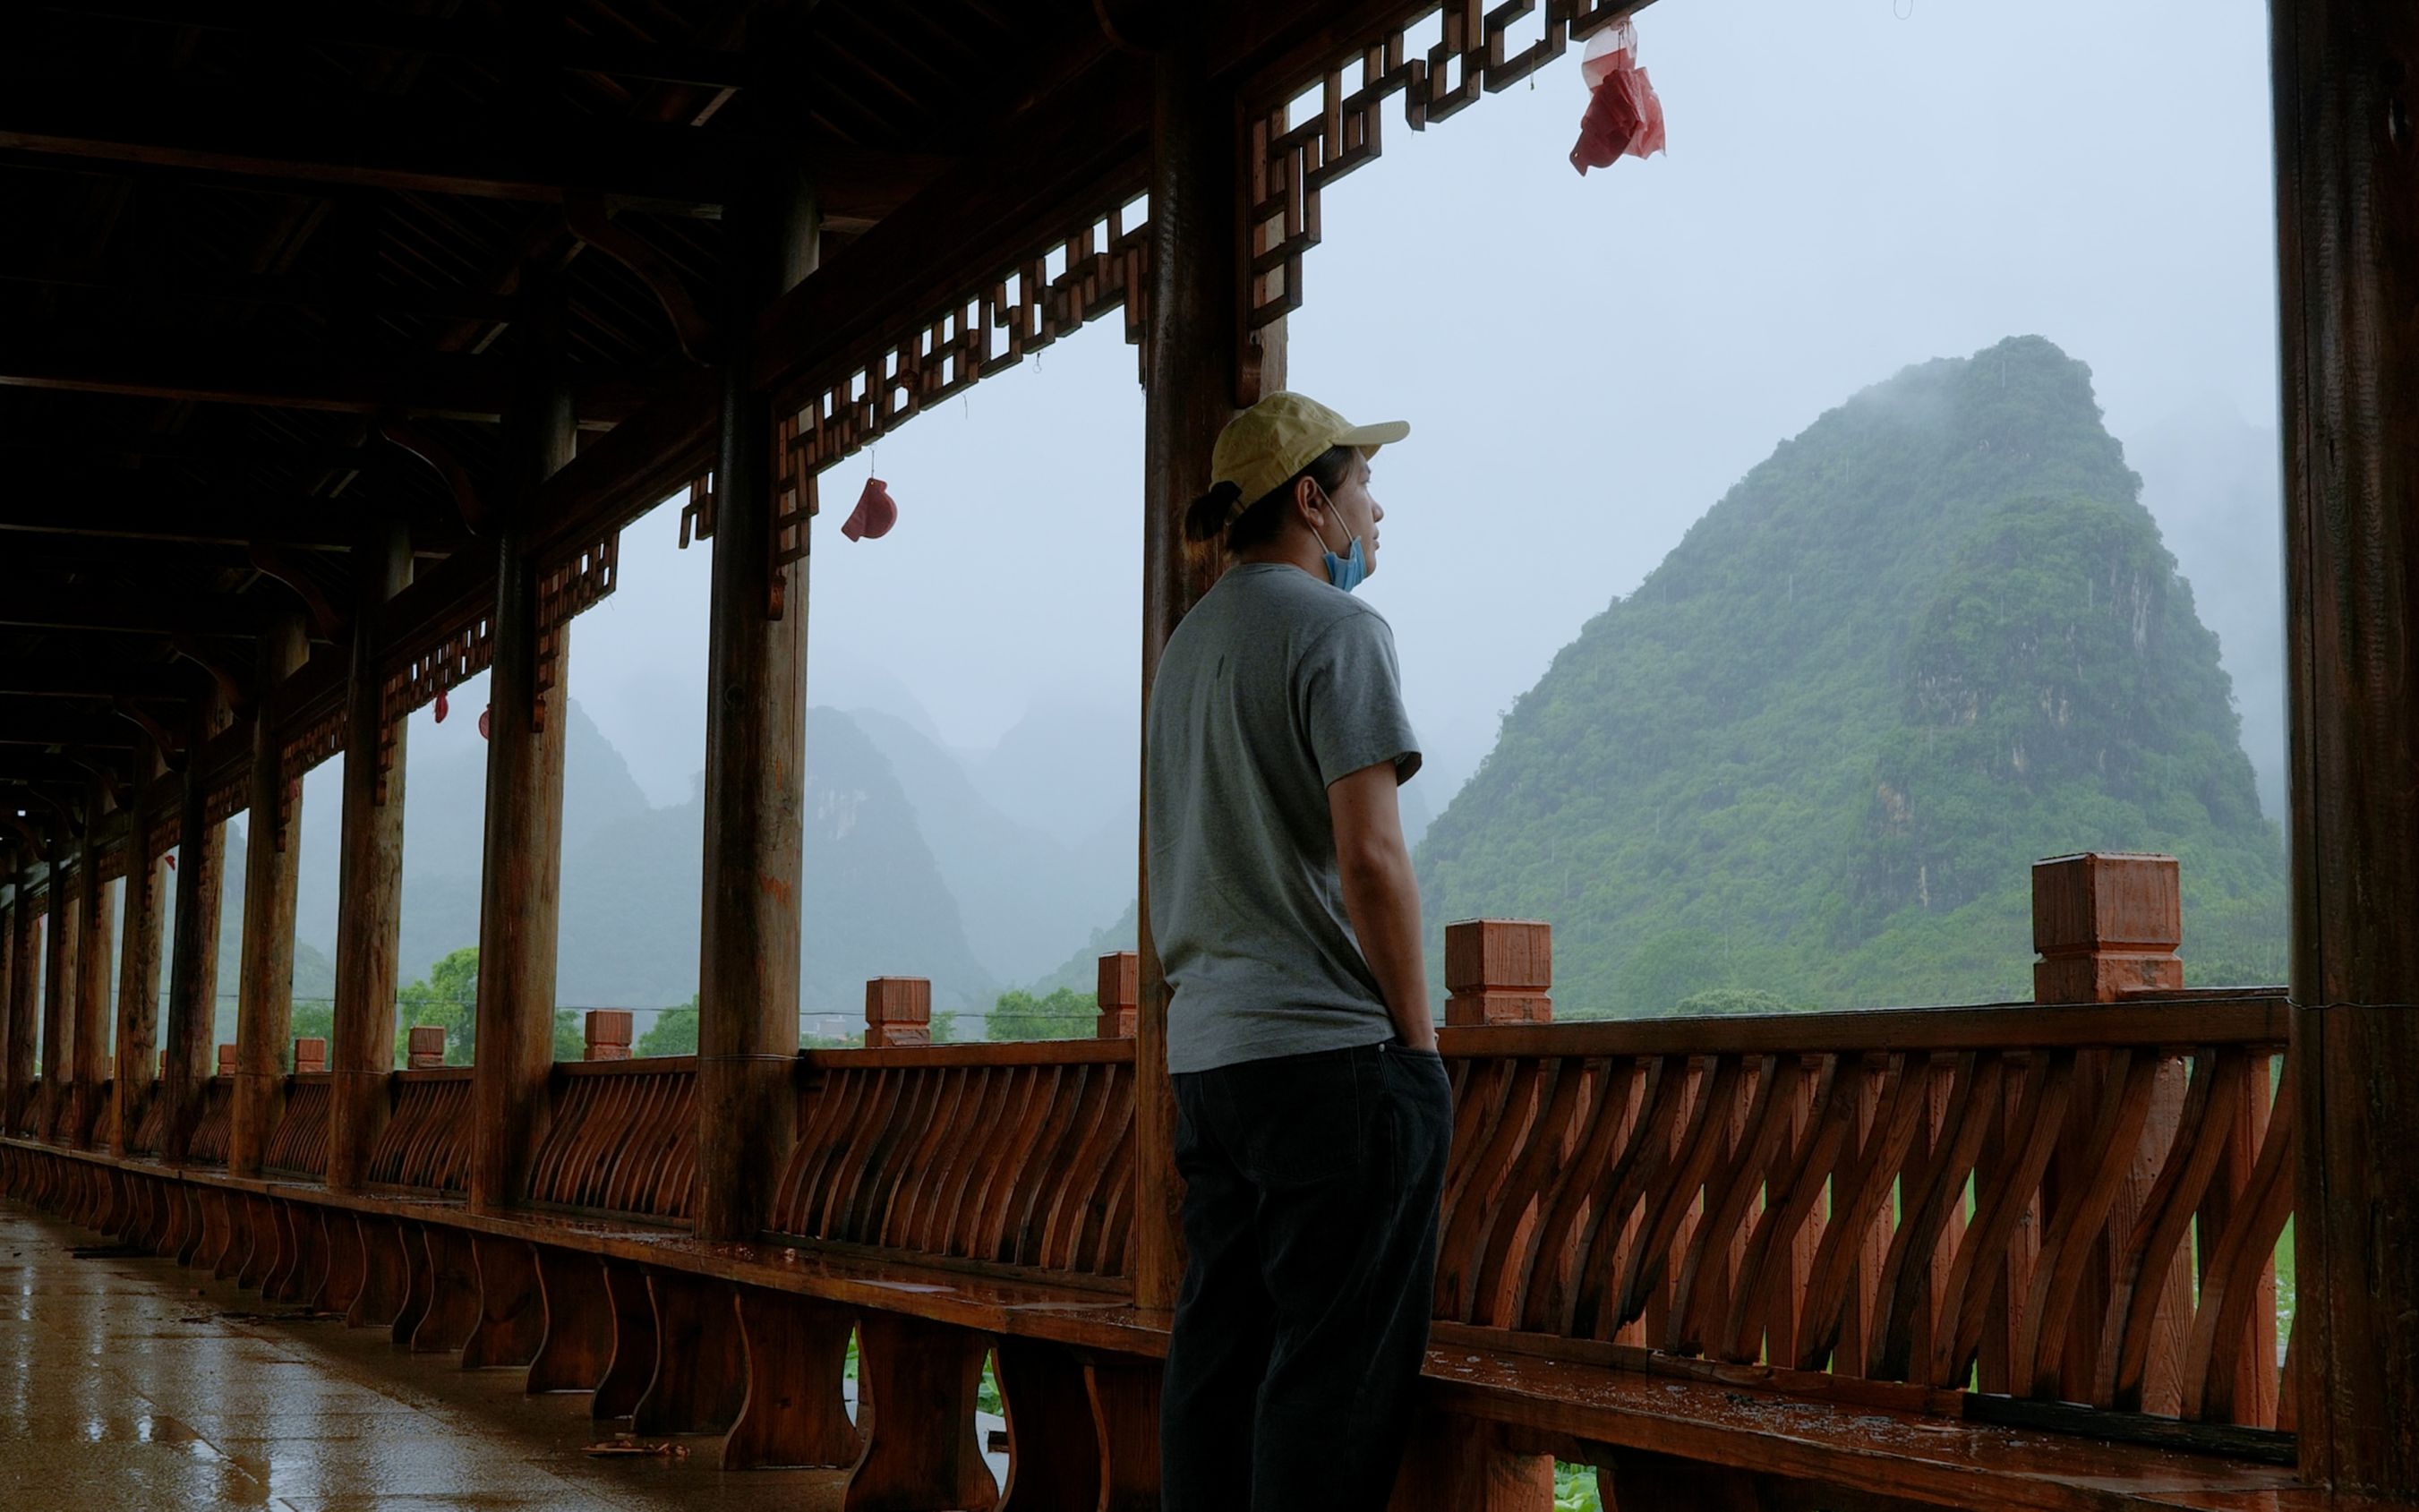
[1148,391,1453,1509]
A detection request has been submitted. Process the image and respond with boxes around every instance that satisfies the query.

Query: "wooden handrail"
[1441,993,2290,1059]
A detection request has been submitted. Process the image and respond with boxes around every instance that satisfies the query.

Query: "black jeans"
[1160,1038,1455,1512]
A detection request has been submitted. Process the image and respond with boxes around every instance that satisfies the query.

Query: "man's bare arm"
[1329,760,1435,1050]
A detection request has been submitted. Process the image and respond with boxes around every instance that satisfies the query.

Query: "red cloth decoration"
[433,688,449,723]
[1570,21,1665,174]
[842,477,897,542]
[165,853,175,871]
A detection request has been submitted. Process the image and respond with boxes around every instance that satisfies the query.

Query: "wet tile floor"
[0,1203,851,1510]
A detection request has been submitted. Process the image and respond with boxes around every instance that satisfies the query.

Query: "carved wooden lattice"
[782,194,1152,548]
[1247,0,1638,326]
[202,773,247,828]
[533,529,620,730]
[378,611,493,797]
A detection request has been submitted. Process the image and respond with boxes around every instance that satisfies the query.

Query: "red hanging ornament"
[1570,21,1666,175]
[165,853,175,872]
[433,688,450,723]
[477,706,491,741]
[842,476,898,542]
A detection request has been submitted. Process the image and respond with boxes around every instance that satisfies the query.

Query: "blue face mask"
[1312,495,1369,594]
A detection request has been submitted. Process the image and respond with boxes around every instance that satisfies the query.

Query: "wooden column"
[2273,0,2419,1492]
[1133,21,1283,1310]
[329,517,412,1193]
[40,814,76,1141]
[467,269,574,1213]
[227,611,309,1176]
[693,163,818,1243]
[1,869,26,1136]
[71,784,117,1149]
[113,744,167,1155]
[160,700,227,1163]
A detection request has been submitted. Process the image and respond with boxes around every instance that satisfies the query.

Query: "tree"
[395,946,480,1067]
[637,1000,698,1057]
[1671,987,1796,1018]
[987,987,1097,1041]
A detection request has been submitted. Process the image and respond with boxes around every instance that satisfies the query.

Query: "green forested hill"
[1415,337,2287,1015]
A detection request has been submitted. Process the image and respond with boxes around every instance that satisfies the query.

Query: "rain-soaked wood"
[109,741,164,1156]
[227,611,307,1175]
[329,517,410,1194]
[591,1259,659,1422]
[411,1222,482,1354]
[461,1235,547,1369]
[722,1286,858,1471]
[527,1248,613,1395]
[2272,0,2419,1493]
[467,271,574,1214]
[631,1270,747,1435]
[1133,6,1285,1314]
[848,1312,998,1512]
[692,160,818,1243]
[70,798,114,1149]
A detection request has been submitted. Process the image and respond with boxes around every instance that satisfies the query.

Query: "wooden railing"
[768,1039,1139,1282]
[525,1056,697,1222]
[129,1078,166,1154]
[364,1069,472,1193]
[262,1074,333,1178]
[1432,995,2292,1431]
[187,1078,234,1165]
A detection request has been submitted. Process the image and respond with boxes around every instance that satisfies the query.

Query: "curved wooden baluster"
[1795,1053,1929,1371]
[2014,1047,2160,1398]
[2096,1046,2249,1412]
[1567,1055,1688,1339]
[2184,1063,2295,1423]
[1671,1055,1792,1356]
[1611,1055,1744,1334]
[1008,1063,1100,1264]
[1722,1052,1852,1362]
[1442,1057,1561,1323]
[1932,1049,2075,1387]
[1867,1051,2000,1382]
[1513,1056,1642,1335]
[1433,1057,1531,1297]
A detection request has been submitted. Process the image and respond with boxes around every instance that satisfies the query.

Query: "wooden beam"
[158,694,227,1164]
[0,479,458,555]
[467,269,576,1214]
[1132,17,1282,1313]
[0,703,140,749]
[0,78,739,214]
[110,739,164,1155]
[225,611,306,1176]
[2274,0,2419,1493]
[0,341,519,421]
[0,585,264,638]
[328,519,410,1194]
[38,2,764,91]
[694,160,817,1243]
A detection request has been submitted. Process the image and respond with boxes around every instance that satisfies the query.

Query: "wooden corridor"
[3,2,2416,1508]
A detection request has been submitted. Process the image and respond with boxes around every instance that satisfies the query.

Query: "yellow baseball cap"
[1210,391,1409,516]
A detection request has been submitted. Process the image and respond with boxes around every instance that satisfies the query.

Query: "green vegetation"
[1417,337,2287,1016]
[987,987,1098,1040]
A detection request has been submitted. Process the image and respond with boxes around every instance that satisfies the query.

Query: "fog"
[574,0,2280,819]
[321,0,2287,1014]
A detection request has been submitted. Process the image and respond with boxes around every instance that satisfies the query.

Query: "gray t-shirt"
[1145,561,1422,1073]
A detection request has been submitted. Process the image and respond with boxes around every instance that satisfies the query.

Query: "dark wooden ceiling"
[0,0,1115,824]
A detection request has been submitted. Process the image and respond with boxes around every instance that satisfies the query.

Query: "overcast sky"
[540,0,2280,816]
